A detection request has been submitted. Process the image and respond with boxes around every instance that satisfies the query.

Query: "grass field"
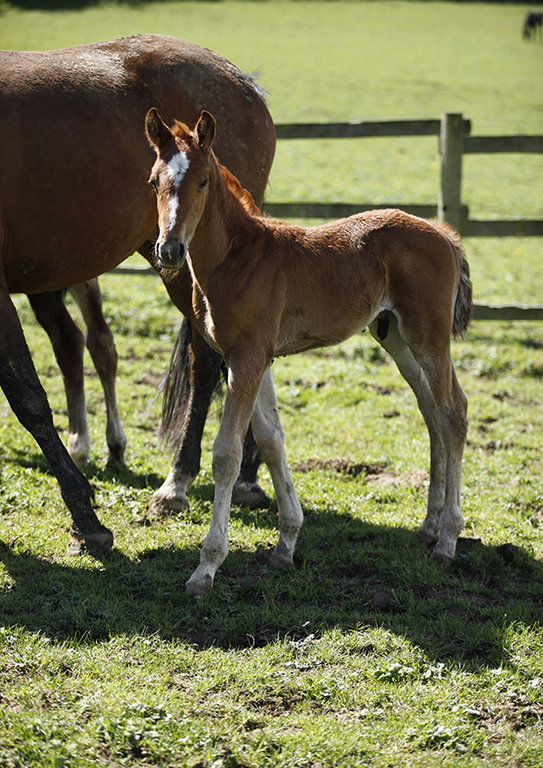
[1,2,543,767]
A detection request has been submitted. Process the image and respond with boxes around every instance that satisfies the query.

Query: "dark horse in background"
[523,11,542,39]
[0,34,275,555]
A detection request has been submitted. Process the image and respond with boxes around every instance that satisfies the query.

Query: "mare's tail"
[436,222,473,339]
[159,319,193,447]
[159,318,224,447]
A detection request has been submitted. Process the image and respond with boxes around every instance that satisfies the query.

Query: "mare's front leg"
[185,359,267,596]
[28,290,91,470]
[251,368,303,569]
[69,279,127,466]
[1,280,112,555]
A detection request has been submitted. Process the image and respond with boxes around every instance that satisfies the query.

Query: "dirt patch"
[293,458,428,490]
[293,457,387,477]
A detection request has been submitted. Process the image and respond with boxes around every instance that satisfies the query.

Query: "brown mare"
[146,110,472,596]
[0,35,275,555]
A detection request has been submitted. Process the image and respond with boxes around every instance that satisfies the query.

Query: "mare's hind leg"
[1,278,112,555]
[251,368,303,569]
[28,291,91,470]
[69,279,127,467]
[370,312,468,564]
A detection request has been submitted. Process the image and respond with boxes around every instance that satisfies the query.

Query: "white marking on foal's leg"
[251,368,303,569]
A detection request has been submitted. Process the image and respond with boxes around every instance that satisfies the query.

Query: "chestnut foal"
[146,109,472,596]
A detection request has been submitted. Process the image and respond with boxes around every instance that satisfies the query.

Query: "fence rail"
[114,113,543,320]
[266,112,543,239]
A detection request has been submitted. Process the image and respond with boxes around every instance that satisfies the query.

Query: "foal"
[146,109,472,596]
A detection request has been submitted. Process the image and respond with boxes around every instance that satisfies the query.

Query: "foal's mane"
[218,162,261,216]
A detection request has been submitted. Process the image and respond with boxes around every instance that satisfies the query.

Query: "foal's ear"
[196,110,216,154]
[145,108,172,150]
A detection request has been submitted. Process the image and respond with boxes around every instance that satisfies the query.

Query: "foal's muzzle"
[155,238,186,271]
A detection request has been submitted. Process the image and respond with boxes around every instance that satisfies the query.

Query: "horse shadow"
[4,446,165,490]
[1,491,542,672]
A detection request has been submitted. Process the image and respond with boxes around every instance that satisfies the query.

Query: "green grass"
[1,2,543,766]
[2,276,543,767]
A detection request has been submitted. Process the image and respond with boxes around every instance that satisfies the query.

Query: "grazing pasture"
[1,2,542,766]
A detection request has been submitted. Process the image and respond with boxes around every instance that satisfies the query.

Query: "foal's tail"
[436,222,473,339]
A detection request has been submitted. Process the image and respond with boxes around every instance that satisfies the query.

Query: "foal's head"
[145,108,216,270]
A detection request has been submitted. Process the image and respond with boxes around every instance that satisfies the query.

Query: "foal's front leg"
[185,363,266,596]
[251,368,303,569]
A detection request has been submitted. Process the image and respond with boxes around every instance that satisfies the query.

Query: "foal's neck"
[190,157,255,282]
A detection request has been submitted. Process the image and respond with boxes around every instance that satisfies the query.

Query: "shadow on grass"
[1,500,542,671]
[5,447,165,490]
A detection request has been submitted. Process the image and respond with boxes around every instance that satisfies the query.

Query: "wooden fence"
[116,112,543,320]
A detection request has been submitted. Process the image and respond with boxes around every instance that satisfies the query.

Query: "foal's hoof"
[232,481,268,509]
[417,527,438,546]
[185,572,214,597]
[269,545,294,570]
[67,526,114,557]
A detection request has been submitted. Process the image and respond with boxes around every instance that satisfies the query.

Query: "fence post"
[438,112,465,231]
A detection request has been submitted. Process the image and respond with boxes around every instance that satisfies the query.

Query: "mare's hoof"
[106,449,127,469]
[67,526,114,557]
[145,491,189,520]
[185,572,214,597]
[232,481,268,509]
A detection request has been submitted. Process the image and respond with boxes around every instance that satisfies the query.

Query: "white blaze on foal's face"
[165,150,190,232]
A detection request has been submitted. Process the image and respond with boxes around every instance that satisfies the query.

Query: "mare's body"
[0,36,275,554]
[146,111,471,596]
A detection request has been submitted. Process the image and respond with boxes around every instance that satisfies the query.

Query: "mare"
[28,279,126,470]
[523,11,542,39]
[145,109,472,596]
[0,35,275,555]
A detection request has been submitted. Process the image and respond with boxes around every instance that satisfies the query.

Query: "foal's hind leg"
[28,291,91,470]
[1,278,112,555]
[370,313,468,563]
[69,279,127,467]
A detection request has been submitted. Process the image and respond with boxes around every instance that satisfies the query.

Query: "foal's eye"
[198,177,209,192]
[149,177,158,192]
